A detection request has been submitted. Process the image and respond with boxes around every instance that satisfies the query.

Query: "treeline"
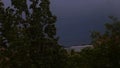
[0,0,120,68]
[65,16,120,68]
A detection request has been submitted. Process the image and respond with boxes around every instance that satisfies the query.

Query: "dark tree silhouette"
[0,0,67,68]
[64,17,120,68]
[78,17,120,68]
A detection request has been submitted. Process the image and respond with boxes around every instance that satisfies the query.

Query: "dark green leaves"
[0,0,66,68]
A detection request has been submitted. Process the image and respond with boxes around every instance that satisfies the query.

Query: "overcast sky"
[50,0,120,46]
[2,0,120,46]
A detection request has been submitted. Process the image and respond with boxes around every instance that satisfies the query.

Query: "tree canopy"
[65,17,120,68]
[77,17,120,68]
[0,0,67,68]
[1,0,120,68]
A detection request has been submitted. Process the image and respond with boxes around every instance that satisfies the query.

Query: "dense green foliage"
[66,17,120,68]
[1,0,120,68]
[0,0,67,68]
[89,17,120,68]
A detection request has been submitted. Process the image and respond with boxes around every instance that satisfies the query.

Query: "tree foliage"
[79,17,120,68]
[65,17,120,68]
[0,0,67,68]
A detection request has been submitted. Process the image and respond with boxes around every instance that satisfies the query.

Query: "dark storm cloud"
[51,0,120,46]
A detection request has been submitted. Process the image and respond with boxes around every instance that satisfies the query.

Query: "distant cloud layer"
[52,0,120,18]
